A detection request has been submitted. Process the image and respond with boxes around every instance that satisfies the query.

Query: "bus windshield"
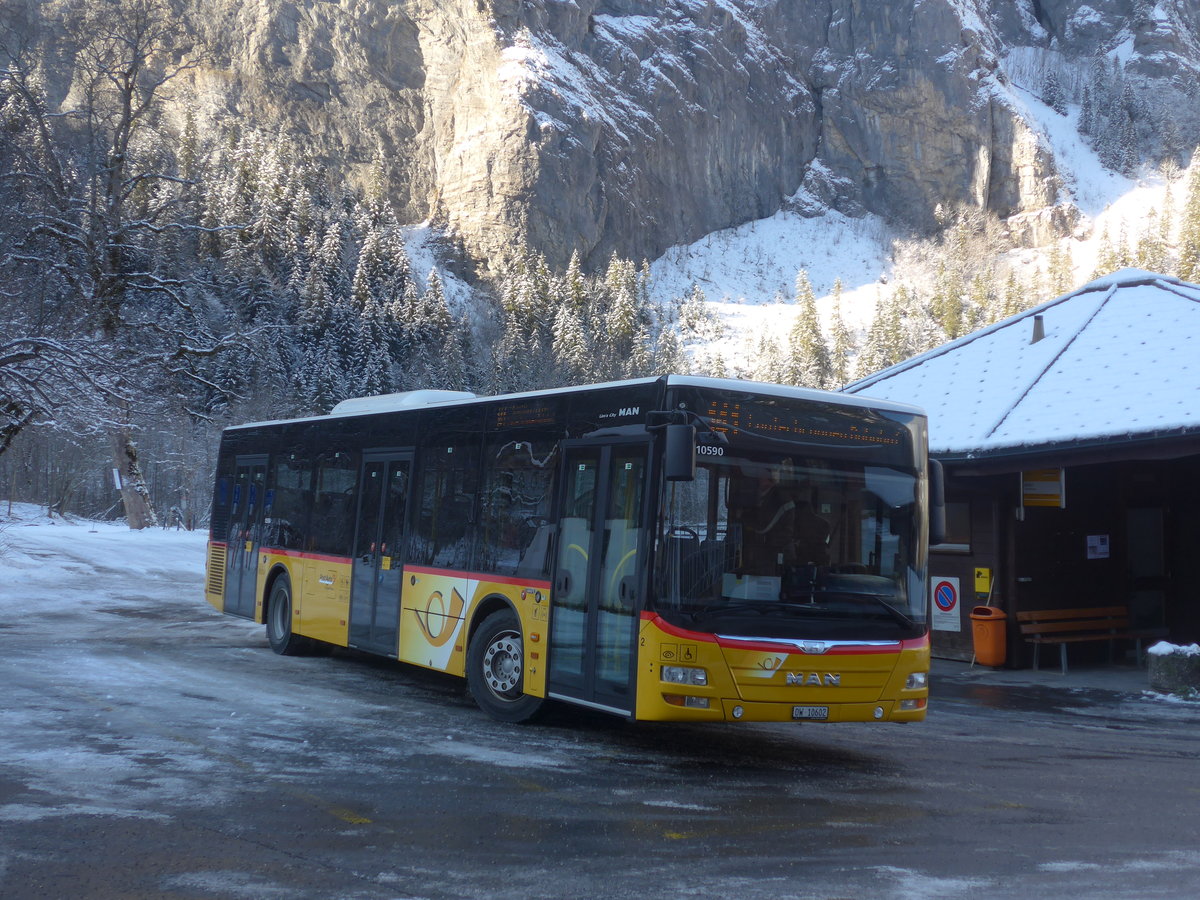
[653,449,926,642]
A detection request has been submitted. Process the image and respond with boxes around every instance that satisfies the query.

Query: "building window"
[933,501,971,552]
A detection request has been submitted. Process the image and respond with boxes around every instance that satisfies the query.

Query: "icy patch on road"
[870,867,993,898]
[1040,850,1200,873]
[642,799,714,811]
[430,738,571,770]
[0,803,171,824]
[161,870,295,898]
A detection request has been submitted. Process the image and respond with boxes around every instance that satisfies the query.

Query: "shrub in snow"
[1147,642,1200,696]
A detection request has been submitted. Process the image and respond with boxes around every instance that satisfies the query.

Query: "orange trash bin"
[970,606,1007,667]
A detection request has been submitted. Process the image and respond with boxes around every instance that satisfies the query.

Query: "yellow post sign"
[1022,468,1065,508]
[974,567,993,595]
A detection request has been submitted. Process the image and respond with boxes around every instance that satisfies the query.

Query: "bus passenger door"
[225,456,268,619]
[349,453,413,655]
[548,441,648,715]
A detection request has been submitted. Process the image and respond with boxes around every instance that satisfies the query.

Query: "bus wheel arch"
[261,564,291,625]
[466,603,543,723]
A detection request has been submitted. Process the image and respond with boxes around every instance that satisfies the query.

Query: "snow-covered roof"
[845,269,1200,461]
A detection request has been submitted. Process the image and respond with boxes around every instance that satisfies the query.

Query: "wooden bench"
[1016,606,1144,675]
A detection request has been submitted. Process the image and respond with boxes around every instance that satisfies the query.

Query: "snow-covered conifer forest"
[4,0,1200,526]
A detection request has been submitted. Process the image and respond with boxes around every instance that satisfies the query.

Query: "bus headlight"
[905,672,927,690]
[661,665,708,686]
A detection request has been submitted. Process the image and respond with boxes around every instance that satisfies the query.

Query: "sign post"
[931,577,961,632]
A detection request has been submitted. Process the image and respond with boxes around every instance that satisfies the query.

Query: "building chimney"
[1031,314,1045,344]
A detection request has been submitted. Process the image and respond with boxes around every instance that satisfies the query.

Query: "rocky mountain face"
[17,0,1200,271]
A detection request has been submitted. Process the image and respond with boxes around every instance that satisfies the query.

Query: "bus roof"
[226,375,925,431]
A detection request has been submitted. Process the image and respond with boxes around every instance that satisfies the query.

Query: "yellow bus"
[205,376,941,723]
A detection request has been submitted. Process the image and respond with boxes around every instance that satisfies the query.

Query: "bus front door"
[225,456,268,619]
[349,453,412,655]
[548,441,648,716]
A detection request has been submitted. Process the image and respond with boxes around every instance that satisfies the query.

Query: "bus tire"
[265,576,311,656]
[467,609,543,723]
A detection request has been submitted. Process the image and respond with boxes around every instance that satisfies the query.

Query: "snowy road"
[2,511,1199,899]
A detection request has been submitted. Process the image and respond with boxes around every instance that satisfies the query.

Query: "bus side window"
[414,440,479,569]
[479,437,557,578]
[211,476,233,542]
[310,451,357,557]
[267,454,312,550]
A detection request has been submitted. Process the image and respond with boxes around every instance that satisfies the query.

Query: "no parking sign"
[931,576,961,632]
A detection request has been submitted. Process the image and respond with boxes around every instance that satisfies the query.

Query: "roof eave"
[936,427,1200,475]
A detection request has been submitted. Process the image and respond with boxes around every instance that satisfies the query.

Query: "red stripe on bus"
[403,564,552,590]
[640,613,718,643]
[258,547,353,565]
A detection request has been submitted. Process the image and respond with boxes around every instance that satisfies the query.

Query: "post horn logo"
[414,587,466,646]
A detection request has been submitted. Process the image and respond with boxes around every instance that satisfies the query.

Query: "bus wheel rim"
[482,630,522,698]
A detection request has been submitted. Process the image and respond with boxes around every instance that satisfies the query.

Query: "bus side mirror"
[928,458,946,546]
[664,424,696,482]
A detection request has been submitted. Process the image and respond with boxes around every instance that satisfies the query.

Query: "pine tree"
[1002,272,1025,319]
[435,317,473,392]
[855,289,908,378]
[551,301,590,382]
[967,272,993,330]
[702,351,729,379]
[1135,209,1168,273]
[1119,110,1139,175]
[1042,71,1067,115]
[828,279,854,388]
[785,270,831,388]
[1161,116,1183,169]
[900,287,944,357]
[563,250,588,313]
[678,284,725,342]
[751,335,787,384]
[653,327,687,376]
[1176,159,1200,282]
[930,264,966,340]
[1092,225,1122,280]
[1048,242,1073,296]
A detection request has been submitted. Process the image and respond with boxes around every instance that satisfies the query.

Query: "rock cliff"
[13,0,1200,271]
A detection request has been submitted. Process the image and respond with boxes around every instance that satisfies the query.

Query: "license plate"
[792,705,829,720]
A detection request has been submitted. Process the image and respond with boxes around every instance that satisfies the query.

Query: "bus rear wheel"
[467,610,543,723]
[266,577,314,656]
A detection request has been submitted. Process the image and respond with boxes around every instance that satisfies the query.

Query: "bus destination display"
[701,400,902,446]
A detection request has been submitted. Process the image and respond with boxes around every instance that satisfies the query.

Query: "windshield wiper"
[852,593,916,629]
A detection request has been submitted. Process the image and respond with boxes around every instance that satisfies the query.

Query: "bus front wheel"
[467,610,543,723]
[266,577,313,656]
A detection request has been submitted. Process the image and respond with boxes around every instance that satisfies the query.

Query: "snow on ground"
[0,503,209,616]
[1006,83,1134,220]
[648,204,895,367]
[400,221,475,314]
[0,502,591,831]
[0,504,200,604]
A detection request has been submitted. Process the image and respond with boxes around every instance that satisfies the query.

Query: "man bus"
[205,375,942,723]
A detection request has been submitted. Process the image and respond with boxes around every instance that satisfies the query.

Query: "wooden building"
[847,270,1200,665]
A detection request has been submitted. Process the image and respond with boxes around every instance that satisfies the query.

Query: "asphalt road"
[2,530,1199,899]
